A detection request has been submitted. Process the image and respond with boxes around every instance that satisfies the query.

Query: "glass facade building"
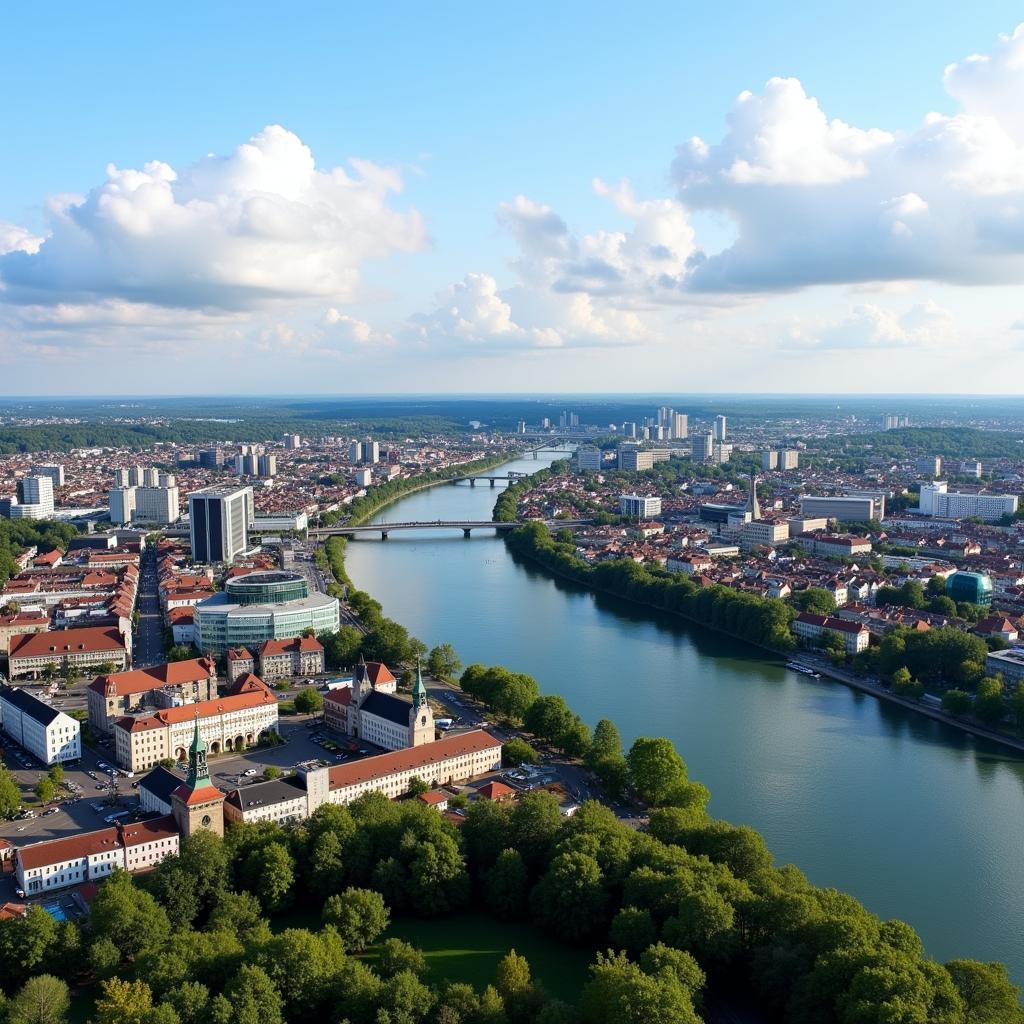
[945,572,993,607]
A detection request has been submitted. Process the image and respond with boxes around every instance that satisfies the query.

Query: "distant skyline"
[3,2,1024,394]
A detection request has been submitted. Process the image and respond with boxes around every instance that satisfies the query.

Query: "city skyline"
[3,3,1024,394]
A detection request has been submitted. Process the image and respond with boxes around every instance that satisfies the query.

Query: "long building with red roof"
[87,657,218,734]
[7,627,127,680]
[113,676,278,772]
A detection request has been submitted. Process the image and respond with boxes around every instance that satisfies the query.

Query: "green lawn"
[367,911,594,1003]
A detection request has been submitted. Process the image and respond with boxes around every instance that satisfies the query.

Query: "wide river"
[345,451,1024,981]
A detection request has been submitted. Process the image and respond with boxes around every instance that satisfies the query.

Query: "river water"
[344,451,1024,981]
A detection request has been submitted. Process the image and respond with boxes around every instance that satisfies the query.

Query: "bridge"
[309,518,593,540]
[449,472,531,487]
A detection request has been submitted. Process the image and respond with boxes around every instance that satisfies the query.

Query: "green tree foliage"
[34,777,55,805]
[875,580,927,610]
[791,588,837,615]
[428,644,463,680]
[484,848,529,920]
[626,737,691,807]
[945,959,1024,1024]
[581,950,702,1024]
[0,907,59,990]
[461,664,541,723]
[0,765,22,818]
[376,938,428,979]
[318,626,364,669]
[878,627,989,687]
[942,689,973,715]
[524,695,591,755]
[974,676,1006,724]
[609,905,658,957]
[7,975,71,1024]
[530,851,608,942]
[88,872,170,959]
[502,737,539,767]
[294,687,324,714]
[46,763,64,787]
[322,887,390,950]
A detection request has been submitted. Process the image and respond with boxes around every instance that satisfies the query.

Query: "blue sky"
[3,2,1024,393]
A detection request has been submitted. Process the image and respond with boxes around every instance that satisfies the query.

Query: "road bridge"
[449,472,531,486]
[309,518,593,540]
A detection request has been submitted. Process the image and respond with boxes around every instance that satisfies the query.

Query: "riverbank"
[507,527,1024,757]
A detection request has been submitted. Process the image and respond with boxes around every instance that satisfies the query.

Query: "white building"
[917,482,1018,522]
[31,465,65,487]
[620,494,662,519]
[0,686,81,765]
[250,511,309,533]
[15,816,179,895]
[4,477,55,520]
[618,446,656,471]
[713,415,727,442]
[739,520,790,550]
[283,434,302,450]
[134,476,179,525]
[108,487,137,526]
[799,494,885,523]
[575,447,602,472]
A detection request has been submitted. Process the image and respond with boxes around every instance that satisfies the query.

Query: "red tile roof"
[16,826,122,870]
[327,730,500,791]
[171,784,224,807]
[10,627,125,660]
[115,685,274,732]
[365,661,396,686]
[259,636,324,657]
[89,657,215,697]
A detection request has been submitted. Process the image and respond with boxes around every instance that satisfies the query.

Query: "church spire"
[185,714,211,790]
[412,659,427,708]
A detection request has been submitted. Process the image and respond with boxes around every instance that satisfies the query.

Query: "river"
[344,450,1024,981]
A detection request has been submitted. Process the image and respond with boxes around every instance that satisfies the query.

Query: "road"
[133,544,165,667]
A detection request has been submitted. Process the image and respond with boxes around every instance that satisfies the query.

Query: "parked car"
[243,769,258,777]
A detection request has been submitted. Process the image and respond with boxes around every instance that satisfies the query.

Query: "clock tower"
[171,716,225,839]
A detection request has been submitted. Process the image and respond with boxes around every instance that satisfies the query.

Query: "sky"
[3,1,1024,395]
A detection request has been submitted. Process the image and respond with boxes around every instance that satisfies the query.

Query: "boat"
[786,661,821,678]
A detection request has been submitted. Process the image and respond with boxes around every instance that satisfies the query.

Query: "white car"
[243,768,258,777]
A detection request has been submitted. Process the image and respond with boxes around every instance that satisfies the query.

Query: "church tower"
[408,661,434,747]
[171,716,225,839]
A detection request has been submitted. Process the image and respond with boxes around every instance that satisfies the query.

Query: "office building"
[945,572,993,607]
[250,511,309,533]
[31,465,65,487]
[193,570,340,655]
[711,441,732,464]
[799,494,885,523]
[575,447,603,472]
[692,432,714,462]
[135,476,179,525]
[257,454,277,477]
[740,519,789,549]
[713,415,727,442]
[142,468,160,487]
[112,469,130,487]
[984,648,1024,691]
[620,494,662,519]
[283,433,301,450]
[917,482,1017,522]
[355,468,373,487]
[348,441,363,464]
[363,439,380,464]
[916,456,942,478]
[618,445,656,471]
[762,451,778,471]
[671,413,688,440]
[0,686,81,765]
[620,421,638,438]
[188,485,253,564]
[198,448,224,470]
[109,487,137,526]
[960,460,983,478]
[882,414,910,430]
[4,476,55,520]
[235,453,258,476]
[762,449,799,471]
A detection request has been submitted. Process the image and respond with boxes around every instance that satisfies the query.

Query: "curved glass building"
[945,571,993,608]
[194,571,340,654]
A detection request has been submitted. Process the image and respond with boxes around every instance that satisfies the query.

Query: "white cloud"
[0,222,43,257]
[0,125,426,311]
[782,301,957,350]
[671,26,1024,292]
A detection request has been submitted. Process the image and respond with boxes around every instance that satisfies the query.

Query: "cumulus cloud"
[0,125,426,311]
[782,301,957,350]
[670,26,1024,292]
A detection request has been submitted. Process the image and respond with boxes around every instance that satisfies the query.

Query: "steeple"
[412,660,427,709]
[185,714,211,790]
[748,473,761,521]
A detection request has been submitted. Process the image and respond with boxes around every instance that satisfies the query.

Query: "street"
[134,544,166,667]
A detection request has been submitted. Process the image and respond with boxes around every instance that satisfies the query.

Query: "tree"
[428,644,462,681]
[945,959,1024,1024]
[294,687,323,715]
[211,965,284,1024]
[91,978,165,1024]
[163,981,211,1024]
[88,871,171,958]
[530,851,608,942]
[7,975,70,1024]
[167,645,197,663]
[587,719,624,768]
[318,626,363,669]
[627,737,690,807]
[407,776,430,796]
[484,848,528,919]
[0,766,21,818]
[240,841,294,913]
[47,764,64,788]
[496,950,533,1002]
[1011,687,1024,731]
[34,777,55,805]
[581,950,701,1024]
[264,766,281,780]
[89,936,122,979]
[610,906,658,957]
[792,588,837,615]
[942,689,972,716]
[974,676,1005,724]
[502,738,539,768]
[322,887,390,950]
[0,906,59,990]
[376,938,428,979]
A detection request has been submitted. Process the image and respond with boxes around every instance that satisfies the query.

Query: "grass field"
[368,911,594,1002]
